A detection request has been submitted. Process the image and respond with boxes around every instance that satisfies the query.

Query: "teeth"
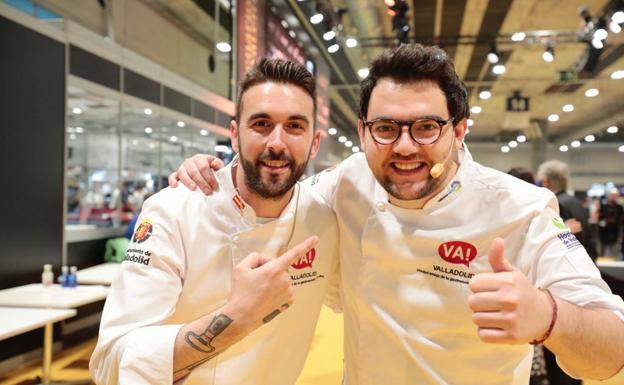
[394,162,420,170]
[264,160,288,167]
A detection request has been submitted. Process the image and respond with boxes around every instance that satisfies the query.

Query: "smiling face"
[231,81,320,199]
[358,78,467,201]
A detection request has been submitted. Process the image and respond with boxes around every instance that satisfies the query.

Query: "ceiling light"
[216,42,232,52]
[170,136,178,142]
[328,127,337,135]
[479,90,492,100]
[345,140,353,147]
[200,129,208,136]
[511,32,526,42]
[619,145,624,153]
[562,104,574,112]
[585,88,599,97]
[384,0,395,6]
[132,139,139,146]
[310,13,324,24]
[214,145,231,153]
[289,30,296,39]
[571,140,581,148]
[610,20,622,33]
[517,135,526,143]
[470,106,482,114]
[280,20,289,29]
[352,146,360,152]
[467,119,474,127]
[594,28,608,40]
[501,145,510,153]
[144,108,153,115]
[357,68,369,78]
[144,127,153,134]
[338,135,347,143]
[585,134,595,142]
[487,46,499,64]
[346,38,358,48]
[69,133,77,140]
[613,11,624,24]
[492,64,506,75]
[542,47,554,62]
[323,30,336,41]
[548,114,559,122]
[177,121,186,128]
[559,145,569,152]
[328,44,339,53]
[72,107,83,114]
[508,140,517,148]
[611,70,624,79]
[607,125,618,134]
[592,37,604,49]
[75,126,84,133]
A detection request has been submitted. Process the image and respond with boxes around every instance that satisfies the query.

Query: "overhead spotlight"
[501,145,510,153]
[509,140,518,148]
[613,11,624,24]
[328,127,337,135]
[177,121,186,128]
[593,28,608,41]
[384,0,395,6]
[328,44,340,53]
[323,30,336,41]
[559,145,569,152]
[338,135,347,143]
[346,38,358,47]
[345,140,353,148]
[467,119,474,127]
[585,88,599,97]
[487,46,500,64]
[548,114,560,122]
[471,106,482,114]
[492,64,506,75]
[144,108,153,115]
[619,145,624,153]
[289,30,297,39]
[170,135,178,142]
[200,129,208,136]
[352,146,360,153]
[607,125,618,134]
[479,90,492,100]
[144,127,153,134]
[75,126,84,133]
[611,70,624,79]
[216,42,232,52]
[542,46,554,62]
[571,140,581,148]
[592,37,604,49]
[610,20,622,33]
[357,68,370,78]
[72,107,83,114]
[585,134,595,142]
[511,32,526,42]
[517,135,527,143]
[562,104,574,112]
[280,20,289,29]
[310,13,324,24]
[69,133,77,140]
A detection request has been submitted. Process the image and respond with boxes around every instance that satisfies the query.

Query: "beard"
[239,147,309,200]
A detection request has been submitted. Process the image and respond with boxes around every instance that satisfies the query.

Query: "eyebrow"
[372,114,447,121]
[248,112,310,124]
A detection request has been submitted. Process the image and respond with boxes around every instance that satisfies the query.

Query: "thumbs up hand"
[468,238,554,344]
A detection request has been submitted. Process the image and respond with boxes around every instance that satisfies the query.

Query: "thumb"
[238,252,271,269]
[488,238,515,273]
[210,157,225,170]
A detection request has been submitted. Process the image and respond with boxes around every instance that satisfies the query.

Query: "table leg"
[42,322,52,385]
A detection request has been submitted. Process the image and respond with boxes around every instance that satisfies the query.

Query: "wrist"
[221,301,257,335]
[530,288,558,345]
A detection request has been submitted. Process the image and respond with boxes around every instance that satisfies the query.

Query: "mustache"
[256,150,294,164]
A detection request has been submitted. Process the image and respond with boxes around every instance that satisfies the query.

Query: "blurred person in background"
[599,189,623,259]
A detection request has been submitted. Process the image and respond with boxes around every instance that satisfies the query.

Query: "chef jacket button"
[376,202,386,212]
[232,235,240,243]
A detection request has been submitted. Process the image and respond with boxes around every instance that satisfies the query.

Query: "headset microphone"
[430,136,455,179]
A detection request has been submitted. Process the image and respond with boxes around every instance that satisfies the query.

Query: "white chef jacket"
[90,161,340,385]
[307,148,624,385]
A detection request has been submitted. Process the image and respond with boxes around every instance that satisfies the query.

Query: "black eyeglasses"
[363,117,454,145]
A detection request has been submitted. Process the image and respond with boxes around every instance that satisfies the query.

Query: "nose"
[393,125,419,156]
[266,124,287,153]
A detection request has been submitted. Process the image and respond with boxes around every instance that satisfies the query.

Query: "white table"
[598,260,624,281]
[76,262,121,285]
[0,307,77,385]
[0,284,109,309]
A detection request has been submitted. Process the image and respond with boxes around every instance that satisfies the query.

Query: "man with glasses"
[170,45,624,384]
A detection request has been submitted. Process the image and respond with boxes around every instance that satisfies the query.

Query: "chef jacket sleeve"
[90,193,186,385]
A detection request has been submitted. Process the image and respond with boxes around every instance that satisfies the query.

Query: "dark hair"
[236,58,316,122]
[359,44,469,123]
[508,167,535,185]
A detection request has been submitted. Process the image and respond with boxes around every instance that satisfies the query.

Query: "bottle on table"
[41,264,54,287]
[67,266,78,288]
[59,265,69,287]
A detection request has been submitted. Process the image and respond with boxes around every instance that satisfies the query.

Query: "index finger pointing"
[276,236,318,269]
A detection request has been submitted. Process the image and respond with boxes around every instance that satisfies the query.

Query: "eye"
[286,121,306,130]
[251,119,272,129]
[414,121,439,131]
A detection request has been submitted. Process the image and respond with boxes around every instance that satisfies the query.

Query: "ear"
[308,130,322,160]
[453,118,468,149]
[230,119,239,153]
[357,120,366,151]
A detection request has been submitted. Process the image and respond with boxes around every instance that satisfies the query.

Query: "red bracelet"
[530,289,558,345]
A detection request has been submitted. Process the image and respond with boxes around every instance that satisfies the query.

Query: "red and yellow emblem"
[132,219,153,244]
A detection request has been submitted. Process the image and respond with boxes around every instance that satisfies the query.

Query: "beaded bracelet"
[530,289,558,345]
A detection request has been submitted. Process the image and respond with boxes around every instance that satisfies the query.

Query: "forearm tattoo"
[263,303,290,324]
[175,313,233,375]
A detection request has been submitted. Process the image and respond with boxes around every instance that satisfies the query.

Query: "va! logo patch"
[132,220,153,243]
[437,241,477,267]
[552,216,567,230]
[291,248,316,269]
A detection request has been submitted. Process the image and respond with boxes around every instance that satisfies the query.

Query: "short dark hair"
[508,167,535,185]
[359,44,469,123]
[236,58,316,122]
